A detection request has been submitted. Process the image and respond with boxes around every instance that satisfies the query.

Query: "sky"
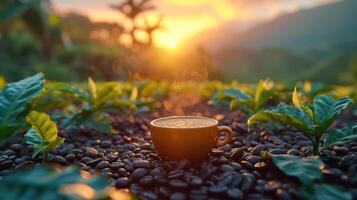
[52,0,339,48]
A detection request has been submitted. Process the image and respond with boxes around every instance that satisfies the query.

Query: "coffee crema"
[152,116,216,128]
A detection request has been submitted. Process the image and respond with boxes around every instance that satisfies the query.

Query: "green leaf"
[248,103,313,136]
[25,111,64,158]
[224,89,252,100]
[292,87,314,119]
[272,155,323,185]
[88,77,97,100]
[0,165,110,200]
[254,79,272,110]
[0,73,45,125]
[50,82,90,101]
[81,113,117,134]
[0,125,18,143]
[313,95,353,135]
[230,100,255,115]
[300,184,352,200]
[322,125,357,150]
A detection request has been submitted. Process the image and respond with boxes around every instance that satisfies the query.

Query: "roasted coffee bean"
[139,175,154,186]
[65,153,76,162]
[130,168,148,182]
[85,147,98,158]
[208,185,227,194]
[14,161,35,170]
[51,155,66,164]
[168,170,185,179]
[252,145,266,156]
[186,175,202,186]
[141,191,158,200]
[10,144,23,152]
[227,188,243,200]
[100,140,112,148]
[87,158,102,166]
[133,160,151,168]
[96,161,110,169]
[170,192,186,200]
[169,179,188,189]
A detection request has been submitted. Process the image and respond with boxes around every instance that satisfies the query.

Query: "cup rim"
[150,116,218,129]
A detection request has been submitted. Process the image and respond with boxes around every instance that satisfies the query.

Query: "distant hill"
[194,0,357,52]
[190,0,357,84]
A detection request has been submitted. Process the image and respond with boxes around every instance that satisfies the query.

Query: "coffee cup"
[149,116,233,162]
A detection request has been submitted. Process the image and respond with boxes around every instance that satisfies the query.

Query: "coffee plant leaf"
[299,184,352,200]
[313,95,353,135]
[0,165,109,200]
[272,155,323,185]
[248,103,313,136]
[323,125,357,150]
[25,111,64,157]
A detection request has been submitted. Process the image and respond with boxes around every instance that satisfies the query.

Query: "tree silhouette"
[110,0,162,47]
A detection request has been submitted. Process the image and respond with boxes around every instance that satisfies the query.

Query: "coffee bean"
[208,185,227,194]
[252,145,266,156]
[190,188,208,200]
[211,149,224,156]
[51,155,66,164]
[240,161,253,170]
[14,161,35,170]
[170,192,186,200]
[130,183,143,194]
[276,188,292,200]
[220,164,234,171]
[230,148,244,160]
[81,156,93,163]
[2,150,15,156]
[264,180,281,192]
[141,191,157,200]
[111,161,125,169]
[269,148,286,154]
[246,156,261,165]
[139,175,153,186]
[0,161,13,169]
[241,174,255,192]
[159,186,170,198]
[87,158,102,166]
[169,179,188,189]
[0,155,8,162]
[133,160,151,168]
[227,188,243,200]
[186,175,202,186]
[65,153,76,162]
[100,140,112,148]
[168,170,185,179]
[96,161,110,169]
[130,168,148,181]
[10,144,23,152]
[85,147,98,158]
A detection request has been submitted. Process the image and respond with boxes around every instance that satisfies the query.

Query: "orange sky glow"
[53,0,338,48]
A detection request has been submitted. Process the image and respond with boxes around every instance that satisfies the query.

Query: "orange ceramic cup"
[149,116,233,162]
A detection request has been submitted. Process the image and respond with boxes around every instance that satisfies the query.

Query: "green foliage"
[0,165,109,200]
[300,184,352,200]
[52,78,119,134]
[271,155,323,185]
[248,87,354,155]
[224,79,274,115]
[0,73,45,142]
[271,155,352,200]
[25,111,64,161]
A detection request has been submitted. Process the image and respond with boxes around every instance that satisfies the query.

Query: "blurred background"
[0,0,356,84]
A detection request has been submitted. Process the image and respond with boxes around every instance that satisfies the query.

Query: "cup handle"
[215,126,233,147]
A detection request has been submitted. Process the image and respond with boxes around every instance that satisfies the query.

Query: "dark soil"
[0,102,357,200]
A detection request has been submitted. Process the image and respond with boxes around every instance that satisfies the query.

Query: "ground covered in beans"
[0,103,357,200]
